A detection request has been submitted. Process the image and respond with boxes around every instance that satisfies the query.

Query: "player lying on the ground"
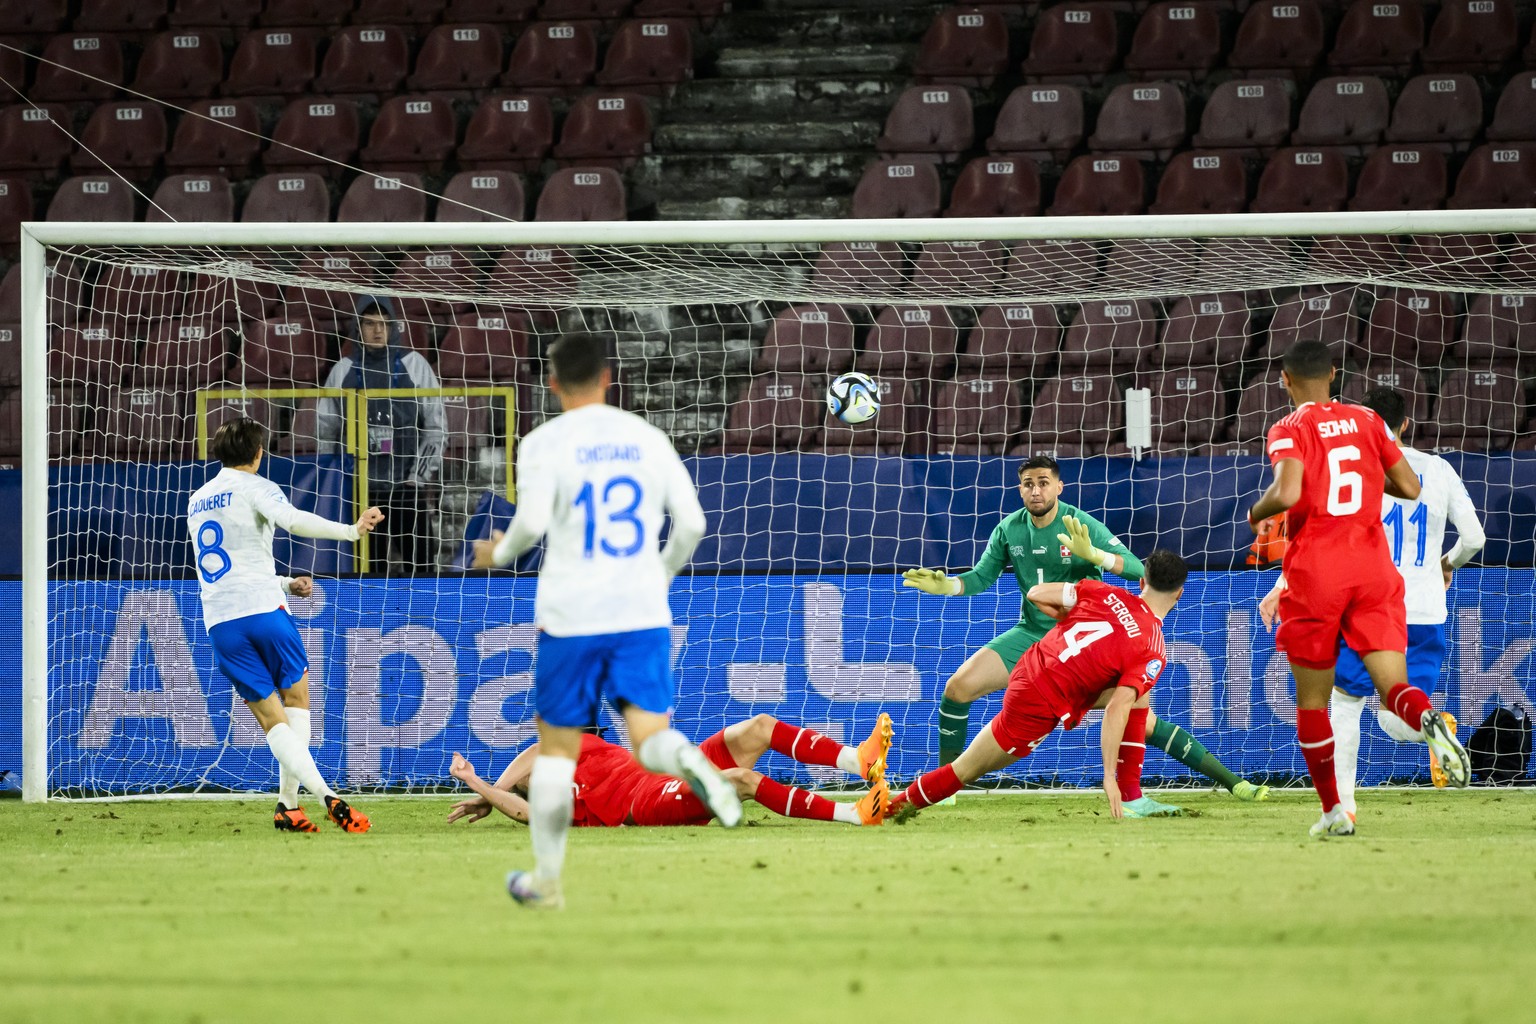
[187,417,381,834]
[889,549,1189,820]
[447,713,894,828]
[1248,341,1470,839]
[1259,384,1486,820]
[903,456,1266,803]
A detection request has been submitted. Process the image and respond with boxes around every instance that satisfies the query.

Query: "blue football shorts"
[208,607,310,704]
[1334,622,1447,699]
[534,627,673,728]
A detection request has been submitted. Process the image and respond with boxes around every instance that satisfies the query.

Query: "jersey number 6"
[1326,445,1363,516]
[574,476,645,558]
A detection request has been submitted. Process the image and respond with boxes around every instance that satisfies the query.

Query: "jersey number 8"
[574,476,645,558]
[196,521,232,583]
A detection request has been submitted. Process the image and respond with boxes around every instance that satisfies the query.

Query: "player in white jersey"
[1260,386,1485,815]
[471,332,740,910]
[188,418,384,833]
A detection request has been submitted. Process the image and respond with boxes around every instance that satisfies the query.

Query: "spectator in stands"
[317,296,445,574]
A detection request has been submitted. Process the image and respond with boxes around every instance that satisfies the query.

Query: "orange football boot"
[273,803,319,833]
[856,712,894,780]
[324,795,371,833]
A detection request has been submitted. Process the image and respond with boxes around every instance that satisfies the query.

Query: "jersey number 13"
[574,476,645,558]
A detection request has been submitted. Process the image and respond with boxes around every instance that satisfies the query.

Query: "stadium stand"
[240,172,332,221]
[1191,79,1292,157]
[1248,147,1349,212]
[46,176,136,221]
[30,34,124,102]
[408,22,507,93]
[1349,145,1448,210]
[459,93,555,171]
[1421,0,1518,74]
[502,20,599,90]
[757,303,857,375]
[436,169,526,220]
[1328,0,1425,76]
[145,174,236,222]
[913,5,1011,88]
[360,94,459,172]
[534,166,627,219]
[930,376,1024,455]
[1086,81,1187,161]
[1159,293,1252,368]
[263,97,362,176]
[313,24,412,96]
[551,91,653,168]
[1291,75,1390,154]
[1361,287,1460,366]
[1047,155,1146,216]
[163,99,264,177]
[943,157,1040,217]
[860,304,959,378]
[875,85,975,163]
[1123,1,1224,82]
[1448,144,1536,208]
[1384,74,1482,152]
[850,160,943,219]
[596,19,694,94]
[223,28,319,97]
[962,304,1061,379]
[1227,1,1326,79]
[817,373,914,455]
[132,30,226,100]
[911,241,1008,294]
[337,172,430,222]
[70,103,169,179]
[986,84,1084,165]
[168,0,262,30]
[0,104,75,178]
[1021,4,1121,84]
[1148,151,1248,215]
[1487,73,1536,143]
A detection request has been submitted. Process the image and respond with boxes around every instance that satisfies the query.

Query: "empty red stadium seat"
[1448,144,1536,208]
[910,241,1008,295]
[1291,75,1389,154]
[31,34,124,103]
[944,157,1040,217]
[1048,155,1146,216]
[261,0,352,26]
[241,173,332,221]
[132,318,228,388]
[438,308,532,381]
[169,0,261,29]
[94,389,191,461]
[633,0,722,24]
[1233,377,1292,441]
[930,376,1023,455]
[224,28,318,97]
[355,0,452,28]
[90,264,181,334]
[1123,2,1223,81]
[0,47,27,97]
[132,29,224,100]
[875,86,975,164]
[459,93,554,171]
[77,0,168,32]
[0,323,20,388]
[962,304,1061,378]
[757,303,856,375]
[314,25,410,96]
[52,320,130,382]
[1250,147,1348,212]
[551,91,652,168]
[0,177,31,253]
[542,0,632,18]
[850,160,942,219]
[986,84,1084,164]
[1002,240,1100,292]
[446,0,539,21]
[1158,293,1252,367]
[436,169,525,221]
[146,174,235,222]
[164,100,263,177]
[281,250,377,328]
[1025,373,1123,446]
[409,23,507,93]
[1349,144,1447,210]
[338,172,429,222]
[0,0,67,34]
[535,166,626,219]
[1457,293,1536,363]
[388,248,481,324]
[1149,151,1247,214]
[202,396,274,452]
[817,373,914,455]
[914,6,1010,87]
[70,103,168,178]
[360,94,459,173]
[491,245,579,295]
[1340,361,1431,424]
[1421,0,1517,74]
[719,374,820,453]
[1061,299,1156,372]
[1487,73,1536,143]
[1328,0,1424,75]
[1149,367,1227,449]
[811,242,909,297]
[1099,239,1202,293]
[1087,81,1187,161]
[1383,74,1481,152]
[1433,365,1522,450]
[1191,78,1292,157]
[240,313,326,383]
[1362,287,1459,365]
[263,98,361,177]
[860,304,959,377]
[1264,285,1361,362]
[47,177,135,221]
[1228,1,1325,79]
[0,104,73,177]
[1022,5,1121,84]
[596,19,693,94]
[502,21,599,91]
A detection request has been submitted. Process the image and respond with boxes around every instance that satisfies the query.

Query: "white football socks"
[527,755,576,884]
[1330,691,1365,816]
[265,720,335,803]
[637,728,691,776]
[832,803,861,825]
[278,707,311,809]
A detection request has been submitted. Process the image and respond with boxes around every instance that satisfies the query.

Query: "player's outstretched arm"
[1099,687,1137,820]
[1026,581,1077,620]
[252,486,382,541]
[901,568,963,595]
[1383,455,1421,502]
[448,752,530,824]
[1247,459,1304,530]
[1058,514,1141,578]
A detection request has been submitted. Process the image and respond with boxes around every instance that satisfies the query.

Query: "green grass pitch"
[4,790,1533,1024]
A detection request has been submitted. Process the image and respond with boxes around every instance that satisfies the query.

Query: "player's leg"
[1276,578,1353,835]
[1329,642,1376,821]
[896,721,1020,812]
[937,639,1016,766]
[273,672,319,832]
[1143,713,1268,801]
[730,766,889,826]
[1120,697,1185,818]
[1397,625,1458,787]
[723,713,892,780]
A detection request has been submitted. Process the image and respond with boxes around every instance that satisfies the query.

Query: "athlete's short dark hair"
[1282,340,1335,381]
[1360,385,1407,432]
[548,332,609,389]
[1019,455,1061,478]
[209,417,265,466]
[1143,549,1188,594]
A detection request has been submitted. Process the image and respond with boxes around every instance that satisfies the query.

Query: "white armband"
[1061,582,1078,611]
[1093,548,1117,571]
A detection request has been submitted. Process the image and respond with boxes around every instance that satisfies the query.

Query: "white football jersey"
[500,404,706,636]
[1380,446,1484,625]
[188,467,358,628]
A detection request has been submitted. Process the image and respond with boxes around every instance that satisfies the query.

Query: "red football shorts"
[989,678,1070,758]
[625,731,734,827]
[1276,560,1408,670]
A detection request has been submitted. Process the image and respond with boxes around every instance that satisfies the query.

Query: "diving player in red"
[888,544,1189,820]
[446,713,894,828]
[1247,340,1470,838]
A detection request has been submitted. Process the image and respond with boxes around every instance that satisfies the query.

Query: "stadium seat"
[438,169,525,221]
[1328,0,1424,75]
[1148,151,1248,214]
[491,244,580,295]
[263,98,361,177]
[355,0,453,28]
[633,0,723,25]
[1307,233,1404,279]
[534,166,626,219]
[201,395,273,450]
[27,260,89,328]
[1456,293,1536,363]
[1348,145,1447,210]
[95,389,192,461]
[719,374,820,453]
[163,99,263,177]
[446,0,539,21]
[756,303,856,375]
[850,160,943,219]
[337,172,428,222]
[145,174,235,222]
[31,34,124,103]
[1158,293,1252,368]
[459,93,555,171]
[1291,75,1390,154]
[0,265,18,321]
[438,308,532,381]
[0,178,31,254]
[811,242,909,297]
[1383,74,1481,152]
[1249,147,1349,212]
[0,46,27,97]
[541,0,632,18]
[1448,144,1536,209]
[0,325,19,388]
[283,249,379,328]
[1228,1,1325,79]
[1001,240,1101,292]
[1487,73,1536,143]
[408,23,507,94]
[1361,287,1459,365]
[132,30,225,100]
[1232,376,1292,441]
[1086,81,1187,161]
[944,157,1041,217]
[1047,155,1146,216]
[914,5,1011,87]
[875,85,974,163]
[359,94,459,173]
[1191,79,1292,157]
[986,84,1084,165]
[314,25,410,96]
[1339,361,1431,423]
[1123,1,1224,81]
[240,313,327,383]
[1061,299,1156,373]
[1148,367,1227,449]
[910,241,1008,295]
[1421,0,1517,74]
[224,28,319,97]
[1022,5,1121,84]
[502,21,599,91]
[168,0,261,29]
[75,0,168,33]
[860,304,959,378]
[52,320,130,383]
[596,19,694,94]
[1025,373,1123,447]
[930,376,1023,455]
[1432,365,1522,450]
[551,91,652,168]
[95,263,188,333]
[260,0,352,26]
[179,271,281,324]
[817,373,914,455]
[0,0,67,34]
[388,248,481,324]
[69,103,168,179]
[131,318,229,388]
[0,104,73,177]
[241,173,332,221]
[46,177,136,222]
[1263,285,1361,362]
[961,304,1061,379]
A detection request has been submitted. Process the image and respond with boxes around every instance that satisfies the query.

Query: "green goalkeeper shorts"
[984,624,1047,673]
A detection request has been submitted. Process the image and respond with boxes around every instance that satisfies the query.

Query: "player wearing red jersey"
[446,713,894,829]
[888,544,1189,820]
[1247,340,1470,838]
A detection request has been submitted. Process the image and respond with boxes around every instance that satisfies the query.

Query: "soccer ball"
[826,371,881,425]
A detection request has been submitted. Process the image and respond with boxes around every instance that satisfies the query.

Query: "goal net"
[17,213,1536,800]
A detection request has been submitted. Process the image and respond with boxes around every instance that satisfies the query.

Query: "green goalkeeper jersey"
[956,501,1144,638]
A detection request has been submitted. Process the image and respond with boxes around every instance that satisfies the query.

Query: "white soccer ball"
[826,371,882,425]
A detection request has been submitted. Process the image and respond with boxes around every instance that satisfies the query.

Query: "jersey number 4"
[1057,621,1113,662]
[574,476,645,558]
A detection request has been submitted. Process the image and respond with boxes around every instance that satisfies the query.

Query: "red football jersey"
[570,734,650,827]
[1265,400,1403,575]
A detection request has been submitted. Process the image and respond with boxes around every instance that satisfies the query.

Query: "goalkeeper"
[904,456,1266,806]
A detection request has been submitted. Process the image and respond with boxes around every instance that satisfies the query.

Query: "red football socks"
[769,721,843,768]
[754,777,837,821]
[1297,708,1341,811]
[1385,683,1433,732]
[1117,707,1148,802]
[896,764,963,811]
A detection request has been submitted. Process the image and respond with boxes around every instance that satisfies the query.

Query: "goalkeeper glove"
[902,568,963,596]
[1057,515,1118,571]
